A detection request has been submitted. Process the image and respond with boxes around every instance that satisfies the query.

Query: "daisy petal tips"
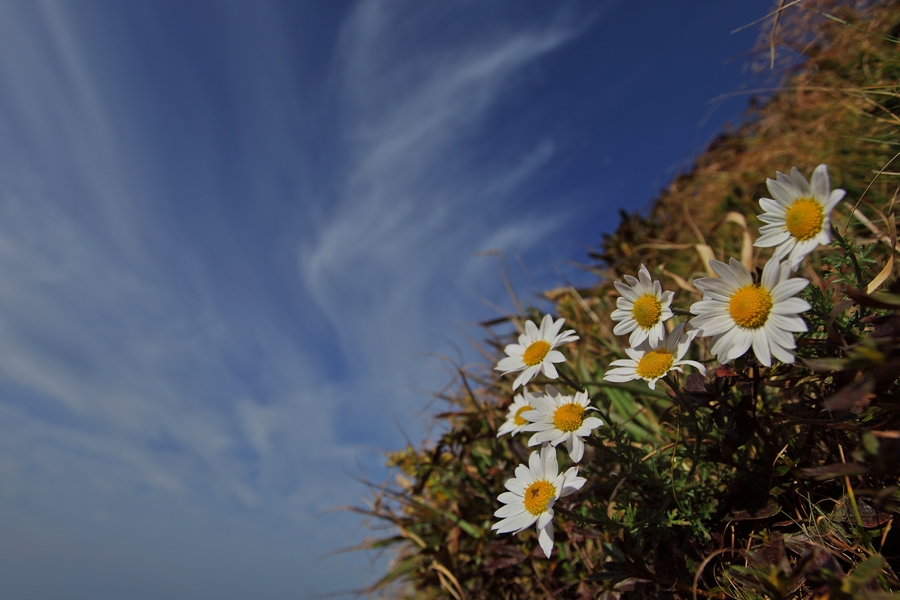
[610,264,674,347]
[495,314,579,390]
[492,443,585,558]
[690,257,810,367]
[754,164,846,270]
[603,322,706,390]
[522,386,602,463]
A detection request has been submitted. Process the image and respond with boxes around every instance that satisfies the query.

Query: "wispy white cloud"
[0,3,371,596]
[300,1,591,443]
[0,0,596,596]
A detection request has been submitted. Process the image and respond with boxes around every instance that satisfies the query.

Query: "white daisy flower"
[522,386,602,463]
[492,443,586,558]
[610,264,674,347]
[754,164,846,270]
[495,314,579,390]
[689,257,810,367]
[603,322,706,390]
[497,392,536,438]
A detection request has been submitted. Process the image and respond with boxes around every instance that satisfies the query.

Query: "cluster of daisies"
[490,164,846,558]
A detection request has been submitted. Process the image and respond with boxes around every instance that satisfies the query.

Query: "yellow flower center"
[523,479,556,515]
[729,284,773,329]
[632,294,662,329]
[552,403,585,432]
[522,340,551,367]
[513,405,532,426]
[635,348,675,380]
[784,198,824,241]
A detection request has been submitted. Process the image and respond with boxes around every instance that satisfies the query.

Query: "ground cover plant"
[351,1,900,597]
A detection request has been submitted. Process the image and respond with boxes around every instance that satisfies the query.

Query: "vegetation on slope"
[354,1,900,597]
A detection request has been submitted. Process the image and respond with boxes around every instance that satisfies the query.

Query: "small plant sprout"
[690,257,810,366]
[754,164,846,270]
[610,264,675,346]
[495,314,579,389]
[492,443,585,558]
[496,392,536,438]
[603,322,706,390]
[521,385,602,463]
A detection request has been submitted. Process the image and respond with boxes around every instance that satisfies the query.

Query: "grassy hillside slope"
[356,2,900,598]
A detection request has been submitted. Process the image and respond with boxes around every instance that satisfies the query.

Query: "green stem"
[833,229,865,289]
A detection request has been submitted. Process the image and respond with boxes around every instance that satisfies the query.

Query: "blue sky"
[0,1,776,597]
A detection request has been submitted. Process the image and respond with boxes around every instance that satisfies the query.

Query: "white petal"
[770,341,796,364]
[554,329,578,345]
[628,326,649,347]
[811,164,830,199]
[568,436,584,463]
[758,212,787,225]
[573,391,591,407]
[772,239,795,261]
[761,258,780,290]
[497,421,515,437]
[694,278,736,301]
[493,511,536,534]
[771,278,809,302]
[545,316,564,339]
[725,329,753,362]
[529,430,564,446]
[788,239,820,267]
[616,286,640,304]
[706,260,736,285]
[536,510,554,530]
[751,328,772,367]
[710,327,740,362]
[760,197,787,214]
[766,179,794,206]
[523,421,555,434]
[772,297,811,314]
[728,257,754,286]
[607,358,637,369]
[546,350,566,364]
[561,468,586,496]
[497,491,523,506]
[505,478,527,495]
[824,188,846,212]
[789,167,812,195]
[755,230,792,248]
[537,520,555,558]
[515,464,534,483]
[528,449,543,475]
[611,305,632,318]
[677,359,707,375]
[582,416,603,429]
[764,320,796,349]
[691,299,730,315]
[541,361,559,380]
[496,355,524,373]
[603,368,638,382]
[647,323,666,347]
[512,367,537,390]
[638,265,652,286]
[613,319,637,336]
[495,503,528,518]
[541,443,559,478]
[768,313,807,333]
